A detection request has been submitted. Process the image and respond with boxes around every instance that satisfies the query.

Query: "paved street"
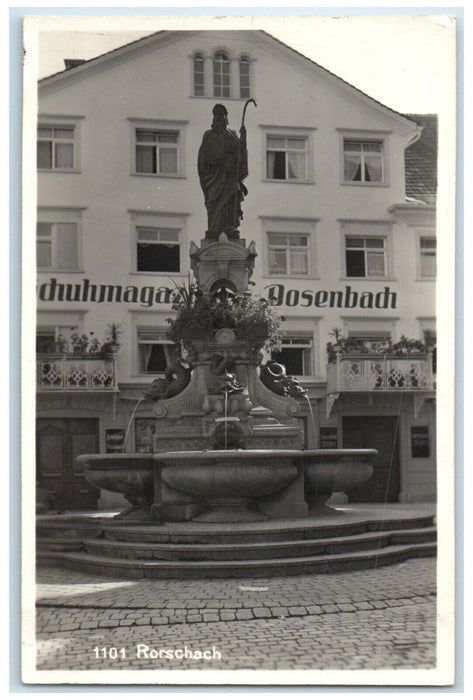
[35,557,437,672]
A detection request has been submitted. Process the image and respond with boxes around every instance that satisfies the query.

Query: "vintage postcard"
[20,12,457,687]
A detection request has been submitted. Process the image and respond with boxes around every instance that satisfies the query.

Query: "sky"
[34,14,456,115]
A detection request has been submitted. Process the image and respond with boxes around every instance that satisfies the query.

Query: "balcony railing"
[326,354,435,393]
[36,354,117,392]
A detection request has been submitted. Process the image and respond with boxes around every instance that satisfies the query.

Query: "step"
[82,527,436,562]
[36,522,104,539]
[37,542,437,579]
[102,514,435,545]
[36,537,84,552]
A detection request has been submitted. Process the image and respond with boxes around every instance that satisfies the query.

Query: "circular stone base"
[307,503,342,517]
[192,507,269,523]
[112,506,153,522]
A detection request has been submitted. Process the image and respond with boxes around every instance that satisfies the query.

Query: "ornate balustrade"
[326,354,435,394]
[36,354,117,392]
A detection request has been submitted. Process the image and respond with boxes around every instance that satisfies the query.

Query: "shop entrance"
[342,415,400,502]
[36,418,100,511]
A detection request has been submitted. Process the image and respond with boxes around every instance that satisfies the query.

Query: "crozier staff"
[198,102,255,239]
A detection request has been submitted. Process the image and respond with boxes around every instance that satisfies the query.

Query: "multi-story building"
[35,30,437,512]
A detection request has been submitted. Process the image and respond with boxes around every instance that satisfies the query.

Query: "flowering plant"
[326,328,431,364]
[166,282,282,355]
[51,326,121,356]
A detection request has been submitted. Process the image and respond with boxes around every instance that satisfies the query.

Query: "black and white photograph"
[20,11,456,686]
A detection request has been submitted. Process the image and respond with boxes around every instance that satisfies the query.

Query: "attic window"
[213,51,230,98]
[193,53,205,96]
[191,51,251,99]
[239,56,250,98]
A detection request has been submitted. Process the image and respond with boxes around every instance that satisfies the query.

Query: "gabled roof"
[38,29,417,129]
[39,30,164,83]
[404,114,438,204]
[259,31,414,127]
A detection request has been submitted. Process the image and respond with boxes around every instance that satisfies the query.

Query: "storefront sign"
[265,284,397,309]
[38,278,397,310]
[105,428,126,453]
[410,426,430,458]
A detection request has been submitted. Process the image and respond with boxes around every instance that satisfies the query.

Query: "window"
[266,136,308,180]
[420,237,436,277]
[36,325,79,354]
[271,336,313,376]
[319,427,338,449]
[213,51,230,98]
[411,426,430,458]
[239,56,250,98]
[422,328,437,374]
[193,53,205,96]
[37,221,78,270]
[345,236,386,277]
[268,233,309,275]
[137,227,180,273]
[37,126,75,170]
[135,129,179,175]
[192,51,251,99]
[137,329,175,374]
[262,216,317,278]
[36,329,57,354]
[343,140,384,182]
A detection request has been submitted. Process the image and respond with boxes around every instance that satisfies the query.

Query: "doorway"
[36,418,100,511]
[342,415,400,502]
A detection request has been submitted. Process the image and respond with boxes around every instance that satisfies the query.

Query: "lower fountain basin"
[156,449,301,522]
[302,449,377,514]
[77,453,154,520]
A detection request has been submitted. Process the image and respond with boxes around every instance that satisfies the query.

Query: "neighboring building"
[36,30,437,511]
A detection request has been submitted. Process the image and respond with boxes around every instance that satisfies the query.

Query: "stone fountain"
[78,102,376,525]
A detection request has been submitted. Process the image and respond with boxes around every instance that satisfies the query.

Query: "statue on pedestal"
[198,102,255,239]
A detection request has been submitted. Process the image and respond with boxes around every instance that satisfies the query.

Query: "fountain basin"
[302,449,377,514]
[156,449,301,522]
[77,453,154,520]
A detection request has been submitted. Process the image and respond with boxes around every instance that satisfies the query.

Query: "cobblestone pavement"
[35,558,436,671]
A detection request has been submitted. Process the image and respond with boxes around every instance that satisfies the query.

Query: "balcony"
[325,353,435,418]
[326,354,435,394]
[36,354,117,392]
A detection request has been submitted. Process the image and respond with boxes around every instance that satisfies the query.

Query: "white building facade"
[36,30,436,511]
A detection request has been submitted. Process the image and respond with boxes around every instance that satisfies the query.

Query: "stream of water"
[303,393,318,446]
[122,397,145,453]
[224,391,228,450]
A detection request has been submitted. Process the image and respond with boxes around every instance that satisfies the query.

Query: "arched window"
[213,51,230,98]
[193,52,205,96]
[239,56,250,98]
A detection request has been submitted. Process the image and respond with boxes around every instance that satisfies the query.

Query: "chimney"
[64,59,86,70]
